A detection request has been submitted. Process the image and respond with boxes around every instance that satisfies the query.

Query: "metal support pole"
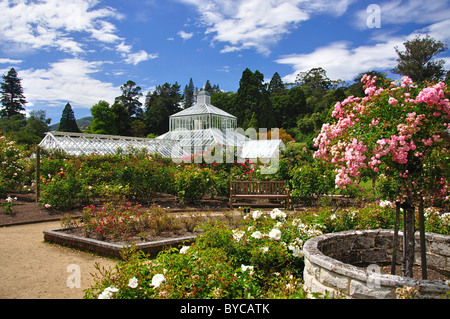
[402,202,415,278]
[391,201,401,275]
[419,197,427,279]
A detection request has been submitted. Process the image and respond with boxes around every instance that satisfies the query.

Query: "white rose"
[151,274,166,288]
[268,228,281,240]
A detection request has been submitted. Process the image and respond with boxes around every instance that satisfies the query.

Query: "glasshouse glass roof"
[172,91,236,119]
[38,131,188,158]
[157,128,249,147]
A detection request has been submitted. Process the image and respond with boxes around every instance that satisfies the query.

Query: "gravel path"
[0,221,117,299]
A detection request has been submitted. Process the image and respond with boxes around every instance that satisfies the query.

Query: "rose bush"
[84,208,323,299]
[313,75,449,207]
[0,135,31,196]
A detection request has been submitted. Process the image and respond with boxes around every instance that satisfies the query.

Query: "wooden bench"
[229,180,290,209]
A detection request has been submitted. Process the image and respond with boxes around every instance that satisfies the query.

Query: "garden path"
[0,221,117,299]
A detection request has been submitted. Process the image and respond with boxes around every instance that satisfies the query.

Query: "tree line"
[1,35,448,147]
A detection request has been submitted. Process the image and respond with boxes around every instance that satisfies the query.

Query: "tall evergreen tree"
[203,80,221,95]
[234,68,274,129]
[393,35,448,82]
[58,103,80,133]
[111,103,131,136]
[144,82,182,135]
[0,68,27,118]
[267,72,285,95]
[183,78,195,109]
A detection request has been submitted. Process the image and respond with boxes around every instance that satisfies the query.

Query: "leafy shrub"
[84,208,321,299]
[39,172,90,210]
[290,159,335,204]
[173,166,213,203]
[0,135,30,196]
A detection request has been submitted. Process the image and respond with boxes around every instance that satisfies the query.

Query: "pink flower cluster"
[314,73,449,191]
[371,135,416,167]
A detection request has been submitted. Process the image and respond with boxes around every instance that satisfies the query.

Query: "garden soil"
[0,191,232,299]
[0,220,117,299]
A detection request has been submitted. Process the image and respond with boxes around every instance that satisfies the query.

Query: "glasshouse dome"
[157,90,285,159]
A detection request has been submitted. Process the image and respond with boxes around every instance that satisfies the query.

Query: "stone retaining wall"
[303,229,450,299]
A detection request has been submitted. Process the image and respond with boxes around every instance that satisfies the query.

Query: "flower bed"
[44,202,236,258]
[43,227,197,259]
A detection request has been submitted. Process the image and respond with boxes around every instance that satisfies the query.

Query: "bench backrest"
[231,181,287,195]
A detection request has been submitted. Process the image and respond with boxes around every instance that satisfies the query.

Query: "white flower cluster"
[379,200,394,208]
[295,220,323,237]
[98,286,119,299]
[233,229,245,242]
[288,237,304,258]
[5,196,17,203]
[251,210,264,220]
[179,245,190,254]
[98,273,166,299]
[241,264,254,275]
[270,208,287,220]
[268,228,282,240]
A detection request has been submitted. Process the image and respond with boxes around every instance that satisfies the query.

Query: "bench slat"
[229,180,290,209]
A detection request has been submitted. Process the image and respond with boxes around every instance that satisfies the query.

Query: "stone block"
[349,278,393,299]
[319,267,349,293]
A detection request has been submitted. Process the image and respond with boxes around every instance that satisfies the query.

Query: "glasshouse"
[38,90,285,160]
[158,90,285,159]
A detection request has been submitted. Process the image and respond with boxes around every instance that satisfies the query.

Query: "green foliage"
[290,159,336,205]
[0,135,31,196]
[0,68,27,118]
[144,82,182,135]
[173,165,212,203]
[89,100,117,135]
[393,34,448,82]
[58,103,80,133]
[84,208,319,299]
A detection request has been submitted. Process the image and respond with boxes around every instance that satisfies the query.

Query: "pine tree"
[183,78,195,109]
[0,68,27,118]
[58,103,80,133]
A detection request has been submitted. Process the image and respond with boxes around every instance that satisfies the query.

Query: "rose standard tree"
[313,74,449,278]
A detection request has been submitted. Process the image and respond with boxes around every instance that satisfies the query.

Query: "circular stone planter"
[303,229,450,299]
[43,228,197,259]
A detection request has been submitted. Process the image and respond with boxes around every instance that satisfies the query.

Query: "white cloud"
[20,58,120,109]
[0,58,23,64]
[276,38,405,83]
[123,50,158,66]
[178,30,194,40]
[0,0,156,65]
[0,0,122,55]
[179,0,355,55]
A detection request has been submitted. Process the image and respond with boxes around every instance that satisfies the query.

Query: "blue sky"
[0,0,449,124]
